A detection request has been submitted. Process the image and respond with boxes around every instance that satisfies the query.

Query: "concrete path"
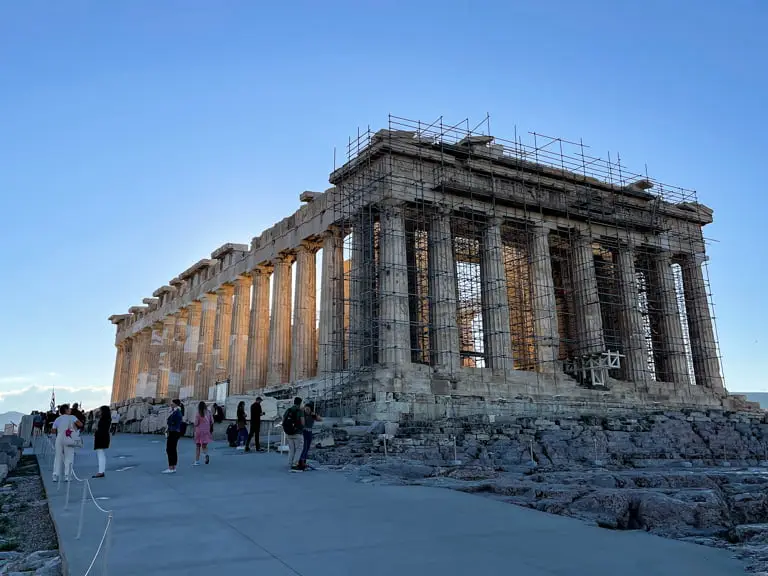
[39,435,744,576]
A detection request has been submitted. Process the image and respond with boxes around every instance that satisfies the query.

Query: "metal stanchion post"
[102,513,113,576]
[76,481,87,540]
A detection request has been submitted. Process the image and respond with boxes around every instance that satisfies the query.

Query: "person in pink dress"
[193,401,213,466]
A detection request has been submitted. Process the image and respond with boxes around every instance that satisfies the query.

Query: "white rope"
[85,480,112,514]
[82,514,112,576]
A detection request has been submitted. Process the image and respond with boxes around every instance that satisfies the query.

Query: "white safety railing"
[32,435,113,576]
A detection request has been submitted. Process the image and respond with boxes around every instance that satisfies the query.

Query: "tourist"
[193,401,213,466]
[212,403,225,424]
[297,401,322,471]
[86,410,95,434]
[71,403,86,425]
[236,401,248,449]
[51,404,83,483]
[110,409,120,435]
[245,397,263,452]
[32,412,43,436]
[92,406,111,478]
[281,397,305,471]
[163,399,183,474]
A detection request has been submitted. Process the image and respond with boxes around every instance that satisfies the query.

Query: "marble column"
[169,308,188,399]
[246,265,272,389]
[349,218,375,369]
[182,302,202,398]
[195,293,218,399]
[530,225,560,373]
[212,285,234,383]
[571,233,605,355]
[480,218,514,370]
[653,252,690,385]
[267,254,294,386]
[318,227,345,374]
[110,344,125,404]
[119,340,133,402]
[146,322,163,397]
[615,245,650,381]
[378,202,411,368]
[428,208,461,372]
[228,275,252,394]
[135,329,151,398]
[156,314,176,398]
[291,243,318,381]
[125,338,139,401]
[681,253,724,393]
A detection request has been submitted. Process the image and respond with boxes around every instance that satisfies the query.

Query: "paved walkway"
[39,435,744,576]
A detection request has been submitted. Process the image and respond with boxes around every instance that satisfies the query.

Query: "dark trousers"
[166,431,181,467]
[300,429,313,462]
[247,420,261,450]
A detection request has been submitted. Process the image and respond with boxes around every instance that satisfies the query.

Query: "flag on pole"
[50,389,56,412]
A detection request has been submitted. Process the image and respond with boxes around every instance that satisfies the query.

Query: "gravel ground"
[0,455,61,575]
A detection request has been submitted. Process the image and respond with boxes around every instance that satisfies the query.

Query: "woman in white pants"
[92,406,111,478]
[51,404,82,482]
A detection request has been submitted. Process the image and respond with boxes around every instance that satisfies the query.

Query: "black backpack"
[282,408,300,435]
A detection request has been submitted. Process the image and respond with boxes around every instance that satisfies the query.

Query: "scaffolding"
[310,114,723,419]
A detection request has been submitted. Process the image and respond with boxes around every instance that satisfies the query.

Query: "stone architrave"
[169,308,188,399]
[615,245,650,381]
[156,314,176,398]
[318,227,344,374]
[681,253,724,393]
[653,252,689,385]
[291,242,318,382]
[267,254,294,386]
[181,301,202,398]
[480,218,514,371]
[195,293,218,400]
[571,233,605,355]
[378,202,411,368]
[245,265,272,389]
[110,344,125,404]
[212,284,235,383]
[228,275,252,394]
[145,323,163,398]
[427,208,460,373]
[529,225,560,373]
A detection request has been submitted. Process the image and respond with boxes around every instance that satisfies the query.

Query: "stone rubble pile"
[0,436,23,484]
[0,550,61,575]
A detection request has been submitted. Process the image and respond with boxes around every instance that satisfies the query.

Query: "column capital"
[252,263,274,275]
[432,203,453,217]
[297,239,322,254]
[322,225,343,240]
[233,274,252,287]
[272,252,295,266]
[215,283,235,296]
[487,216,504,228]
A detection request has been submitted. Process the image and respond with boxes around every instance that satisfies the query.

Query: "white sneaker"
[192,461,200,466]
[161,469,176,474]
[52,476,58,483]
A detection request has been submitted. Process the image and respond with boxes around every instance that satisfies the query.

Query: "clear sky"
[1,0,766,414]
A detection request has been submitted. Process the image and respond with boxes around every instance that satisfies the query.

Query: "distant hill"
[736,393,768,409]
[0,412,24,430]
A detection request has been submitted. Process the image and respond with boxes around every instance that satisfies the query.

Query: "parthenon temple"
[109,116,738,420]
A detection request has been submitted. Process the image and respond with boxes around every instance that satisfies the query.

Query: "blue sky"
[1,0,766,414]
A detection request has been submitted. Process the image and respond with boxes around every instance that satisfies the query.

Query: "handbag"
[62,427,83,448]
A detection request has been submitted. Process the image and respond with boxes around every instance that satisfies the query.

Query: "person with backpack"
[235,401,248,450]
[193,401,213,466]
[282,397,305,471]
[297,401,322,471]
[51,404,83,483]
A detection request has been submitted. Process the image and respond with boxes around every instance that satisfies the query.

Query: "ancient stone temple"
[109,116,744,421]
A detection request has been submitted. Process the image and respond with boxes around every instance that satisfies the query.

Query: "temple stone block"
[653,252,690,385]
[572,234,605,355]
[427,208,460,373]
[530,225,560,373]
[195,293,218,399]
[480,218,514,370]
[246,265,272,389]
[378,202,411,368]
[182,302,202,398]
[228,275,252,394]
[681,254,724,393]
[267,255,294,386]
[318,227,345,374]
[212,284,235,383]
[615,245,650,381]
[291,243,318,381]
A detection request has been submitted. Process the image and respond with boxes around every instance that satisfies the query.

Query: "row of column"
[111,204,725,404]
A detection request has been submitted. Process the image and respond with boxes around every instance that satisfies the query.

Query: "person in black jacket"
[92,406,111,478]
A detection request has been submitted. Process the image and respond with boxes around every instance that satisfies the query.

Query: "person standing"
[297,401,322,471]
[110,410,120,435]
[92,406,111,478]
[193,401,213,466]
[51,404,82,482]
[245,397,263,452]
[235,401,248,450]
[281,397,305,471]
[163,399,183,474]
[71,403,86,426]
[32,412,43,437]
